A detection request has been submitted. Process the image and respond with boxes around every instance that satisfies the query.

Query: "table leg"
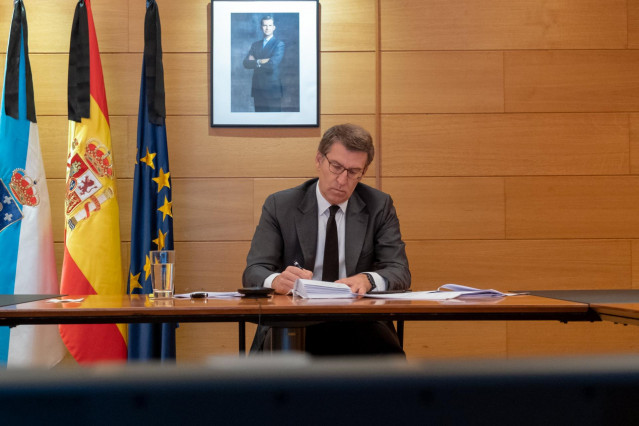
[397,320,404,348]
[268,326,306,352]
[238,321,246,356]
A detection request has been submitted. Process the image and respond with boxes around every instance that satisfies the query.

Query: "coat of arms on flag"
[0,179,23,233]
[64,139,115,230]
[9,169,39,207]
[66,152,103,211]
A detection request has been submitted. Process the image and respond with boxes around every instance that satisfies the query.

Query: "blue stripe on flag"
[0,22,31,364]
[0,26,30,295]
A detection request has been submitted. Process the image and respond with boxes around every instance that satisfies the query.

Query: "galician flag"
[0,0,65,368]
[60,0,126,363]
[127,0,177,361]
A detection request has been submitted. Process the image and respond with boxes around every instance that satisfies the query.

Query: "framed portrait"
[211,0,319,127]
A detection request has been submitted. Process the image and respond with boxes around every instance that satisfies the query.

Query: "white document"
[366,284,514,300]
[365,291,459,300]
[293,279,356,299]
[46,298,85,303]
[438,284,515,298]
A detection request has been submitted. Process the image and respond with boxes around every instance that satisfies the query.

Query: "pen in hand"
[291,260,312,280]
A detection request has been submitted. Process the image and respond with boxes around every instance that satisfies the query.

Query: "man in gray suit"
[243,123,411,356]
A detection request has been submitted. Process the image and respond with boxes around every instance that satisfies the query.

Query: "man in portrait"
[242,15,286,112]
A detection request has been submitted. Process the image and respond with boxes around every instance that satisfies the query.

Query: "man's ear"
[315,151,323,169]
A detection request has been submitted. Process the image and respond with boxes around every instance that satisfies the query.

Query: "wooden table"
[0,294,597,353]
[510,290,639,328]
[0,294,595,326]
[590,303,639,327]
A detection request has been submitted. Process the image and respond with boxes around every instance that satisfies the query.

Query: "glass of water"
[150,250,175,299]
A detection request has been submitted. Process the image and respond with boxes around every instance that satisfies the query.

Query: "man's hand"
[272,266,312,295]
[338,274,372,295]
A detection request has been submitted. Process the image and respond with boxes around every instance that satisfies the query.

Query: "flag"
[127,0,176,361]
[60,0,126,363]
[0,0,65,368]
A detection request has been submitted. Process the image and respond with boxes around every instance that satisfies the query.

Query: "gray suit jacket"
[243,178,411,290]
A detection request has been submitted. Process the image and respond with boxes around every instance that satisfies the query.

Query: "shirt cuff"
[367,272,387,292]
[263,273,279,288]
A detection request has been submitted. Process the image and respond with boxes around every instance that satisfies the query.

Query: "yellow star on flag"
[129,272,143,291]
[139,148,156,170]
[152,168,170,192]
[153,229,168,251]
[158,196,173,221]
[143,255,152,280]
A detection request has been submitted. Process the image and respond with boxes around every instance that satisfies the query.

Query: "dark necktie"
[322,205,340,282]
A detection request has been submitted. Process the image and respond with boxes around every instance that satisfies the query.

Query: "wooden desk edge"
[0,294,595,326]
[591,303,639,326]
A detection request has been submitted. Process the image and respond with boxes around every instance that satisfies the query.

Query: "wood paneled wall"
[3,0,639,363]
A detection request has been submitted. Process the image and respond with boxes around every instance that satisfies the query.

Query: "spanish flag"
[60,0,126,363]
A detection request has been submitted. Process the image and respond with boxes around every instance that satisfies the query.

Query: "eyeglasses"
[323,154,365,181]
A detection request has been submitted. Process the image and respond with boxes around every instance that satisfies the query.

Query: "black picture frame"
[211,0,319,127]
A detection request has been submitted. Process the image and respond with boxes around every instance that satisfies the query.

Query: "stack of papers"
[292,279,515,300]
[293,279,355,299]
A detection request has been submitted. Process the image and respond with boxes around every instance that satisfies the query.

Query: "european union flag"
[127,0,176,361]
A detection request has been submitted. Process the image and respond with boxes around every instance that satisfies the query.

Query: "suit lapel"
[260,38,274,56]
[345,189,368,276]
[295,182,318,270]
